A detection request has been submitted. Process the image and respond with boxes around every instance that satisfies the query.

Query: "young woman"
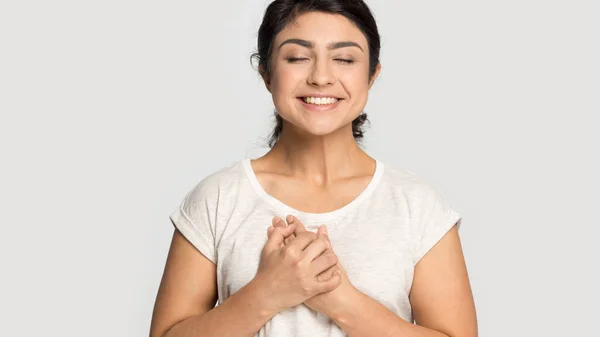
[150,1,477,336]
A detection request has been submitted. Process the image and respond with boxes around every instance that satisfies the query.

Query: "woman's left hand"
[267,215,358,318]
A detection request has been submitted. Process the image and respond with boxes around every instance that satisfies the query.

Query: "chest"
[258,174,373,214]
[214,211,416,312]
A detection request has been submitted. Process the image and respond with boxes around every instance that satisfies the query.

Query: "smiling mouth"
[298,97,343,105]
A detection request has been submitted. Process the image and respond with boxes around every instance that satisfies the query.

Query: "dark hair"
[251,0,381,148]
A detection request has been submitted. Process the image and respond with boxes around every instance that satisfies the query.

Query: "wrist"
[247,275,281,318]
[328,285,362,322]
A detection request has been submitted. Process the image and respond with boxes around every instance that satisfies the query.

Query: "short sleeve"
[413,183,462,264]
[169,185,217,264]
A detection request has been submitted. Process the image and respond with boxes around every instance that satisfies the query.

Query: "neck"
[263,123,374,186]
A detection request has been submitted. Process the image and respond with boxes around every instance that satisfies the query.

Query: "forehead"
[274,11,368,49]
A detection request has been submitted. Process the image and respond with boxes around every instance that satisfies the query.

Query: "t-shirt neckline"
[241,158,384,223]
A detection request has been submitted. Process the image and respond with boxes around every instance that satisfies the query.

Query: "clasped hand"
[255,214,355,318]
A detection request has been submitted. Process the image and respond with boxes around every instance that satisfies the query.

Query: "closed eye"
[335,59,354,65]
[286,57,354,64]
[286,57,309,63]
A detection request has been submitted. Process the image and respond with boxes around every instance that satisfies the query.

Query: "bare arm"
[409,225,477,336]
[329,225,478,337]
[149,229,277,337]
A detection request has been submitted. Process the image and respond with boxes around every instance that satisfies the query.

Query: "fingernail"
[286,214,294,223]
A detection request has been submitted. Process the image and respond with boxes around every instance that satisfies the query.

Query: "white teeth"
[302,97,339,105]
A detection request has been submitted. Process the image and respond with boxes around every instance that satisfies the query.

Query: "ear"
[258,64,272,93]
[368,63,382,90]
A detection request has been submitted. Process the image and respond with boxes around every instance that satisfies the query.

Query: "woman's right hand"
[253,222,342,314]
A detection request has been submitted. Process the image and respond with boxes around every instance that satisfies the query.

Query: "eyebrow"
[277,38,364,52]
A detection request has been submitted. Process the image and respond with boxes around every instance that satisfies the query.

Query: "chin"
[295,119,350,138]
[279,109,356,138]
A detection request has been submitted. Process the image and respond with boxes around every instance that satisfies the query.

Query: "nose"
[307,58,335,87]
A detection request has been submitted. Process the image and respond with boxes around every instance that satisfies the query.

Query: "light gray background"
[1,0,598,336]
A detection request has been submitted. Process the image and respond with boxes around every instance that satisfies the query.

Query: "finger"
[317,225,325,235]
[310,252,338,276]
[286,214,307,234]
[313,270,342,293]
[318,225,330,240]
[273,217,295,235]
[273,217,288,230]
[272,217,296,245]
[267,226,274,237]
[272,216,285,226]
[301,237,329,262]
[285,231,317,252]
[316,263,338,282]
[264,223,297,251]
[317,225,331,249]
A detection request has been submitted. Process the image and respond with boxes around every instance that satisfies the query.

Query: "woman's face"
[264,11,381,139]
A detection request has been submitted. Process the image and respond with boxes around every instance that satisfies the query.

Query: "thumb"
[320,224,328,235]
[318,225,331,249]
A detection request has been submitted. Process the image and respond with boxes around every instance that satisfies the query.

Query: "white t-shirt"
[169,158,462,337]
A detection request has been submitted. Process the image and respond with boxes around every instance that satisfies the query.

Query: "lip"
[298,93,344,99]
[297,97,342,112]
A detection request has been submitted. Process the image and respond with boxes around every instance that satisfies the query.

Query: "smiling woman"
[150,1,478,337]
[251,0,381,148]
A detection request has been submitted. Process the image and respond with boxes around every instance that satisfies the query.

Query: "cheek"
[338,70,370,98]
[272,67,304,92]
[280,68,307,87]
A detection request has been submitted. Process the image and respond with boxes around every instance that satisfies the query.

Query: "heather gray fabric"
[169,158,462,336]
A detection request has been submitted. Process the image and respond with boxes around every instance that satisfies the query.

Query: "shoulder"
[378,162,459,226]
[181,160,247,208]
[379,162,462,250]
[379,162,443,202]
